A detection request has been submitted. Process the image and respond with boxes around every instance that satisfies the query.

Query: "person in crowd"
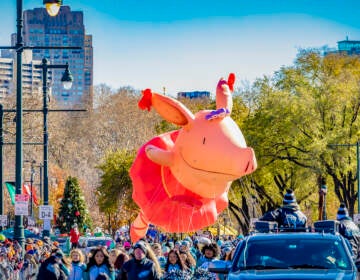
[164,249,186,273]
[69,248,86,280]
[259,189,307,229]
[37,250,68,280]
[84,247,115,280]
[70,224,81,249]
[151,243,166,271]
[118,240,161,280]
[336,203,360,257]
[179,250,196,276]
[162,249,190,279]
[113,251,129,279]
[21,247,39,280]
[108,249,121,268]
[196,242,220,268]
[123,242,132,255]
[195,242,220,279]
[0,246,11,279]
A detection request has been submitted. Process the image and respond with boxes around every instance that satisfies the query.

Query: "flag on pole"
[4,182,39,206]
[23,183,39,206]
[5,182,16,205]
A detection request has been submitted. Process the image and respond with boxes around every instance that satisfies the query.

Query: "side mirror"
[208,260,231,274]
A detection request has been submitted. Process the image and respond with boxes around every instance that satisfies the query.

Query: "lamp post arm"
[34,64,69,70]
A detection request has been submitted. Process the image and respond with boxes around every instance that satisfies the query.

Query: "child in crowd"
[69,248,86,280]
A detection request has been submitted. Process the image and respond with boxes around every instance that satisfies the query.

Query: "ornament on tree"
[75,211,80,216]
[63,222,66,226]
[68,203,73,208]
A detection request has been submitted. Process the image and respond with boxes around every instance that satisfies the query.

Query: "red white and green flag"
[4,182,39,206]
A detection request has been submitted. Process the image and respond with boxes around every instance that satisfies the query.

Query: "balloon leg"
[130,212,149,242]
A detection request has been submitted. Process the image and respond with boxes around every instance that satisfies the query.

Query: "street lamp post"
[0,104,3,216]
[12,0,64,250]
[35,58,73,237]
[29,160,35,217]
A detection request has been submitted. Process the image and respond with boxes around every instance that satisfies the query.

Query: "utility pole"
[318,177,327,220]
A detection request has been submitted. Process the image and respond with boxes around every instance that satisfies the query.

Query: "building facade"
[0,50,48,100]
[21,6,93,107]
[177,91,210,99]
[337,38,360,55]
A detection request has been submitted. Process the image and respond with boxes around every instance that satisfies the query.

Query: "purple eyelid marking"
[205,108,230,120]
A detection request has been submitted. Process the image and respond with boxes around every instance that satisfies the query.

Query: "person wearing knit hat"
[133,240,148,255]
[259,189,307,230]
[119,240,162,279]
[337,203,349,220]
[282,189,297,205]
[336,202,360,257]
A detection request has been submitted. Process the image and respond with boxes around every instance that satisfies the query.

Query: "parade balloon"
[130,73,257,242]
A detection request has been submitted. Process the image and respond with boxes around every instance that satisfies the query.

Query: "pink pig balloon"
[130,73,257,242]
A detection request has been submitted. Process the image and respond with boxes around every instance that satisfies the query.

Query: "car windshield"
[87,239,109,247]
[234,238,352,271]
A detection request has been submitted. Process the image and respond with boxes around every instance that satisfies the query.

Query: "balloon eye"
[203,137,206,144]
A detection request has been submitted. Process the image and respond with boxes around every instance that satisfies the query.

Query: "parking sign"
[39,205,53,220]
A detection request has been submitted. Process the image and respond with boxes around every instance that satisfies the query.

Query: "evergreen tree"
[57,176,92,233]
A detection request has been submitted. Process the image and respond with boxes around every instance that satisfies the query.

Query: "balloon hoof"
[130,225,147,243]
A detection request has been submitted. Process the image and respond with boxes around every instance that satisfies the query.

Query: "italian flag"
[4,182,39,206]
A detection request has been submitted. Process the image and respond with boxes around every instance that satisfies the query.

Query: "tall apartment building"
[20,6,93,108]
[0,50,48,99]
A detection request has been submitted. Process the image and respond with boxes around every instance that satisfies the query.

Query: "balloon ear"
[151,93,195,126]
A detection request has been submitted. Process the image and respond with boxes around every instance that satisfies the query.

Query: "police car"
[209,220,360,280]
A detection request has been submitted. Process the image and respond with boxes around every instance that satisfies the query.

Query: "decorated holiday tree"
[57,176,92,234]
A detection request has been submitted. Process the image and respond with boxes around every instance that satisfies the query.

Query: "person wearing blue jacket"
[260,189,307,230]
[118,240,161,280]
[69,248,86,280]
[84,247,115,280]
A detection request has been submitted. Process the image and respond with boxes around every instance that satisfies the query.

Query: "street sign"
[15,194,29,202]
[27,216,36,226]
[15,194,29,215]
[43,219,51,231]
[0,215,7,227]
[39,205,53,220]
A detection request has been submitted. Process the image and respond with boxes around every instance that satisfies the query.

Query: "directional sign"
[27,216,36,226]
[43,219,51,230]
[39,205,53,220]
[15,200,29,216]
[0,215,7,227]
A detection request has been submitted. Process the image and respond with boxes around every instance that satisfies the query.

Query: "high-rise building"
[21,6,93,108]
[0,50,47,100]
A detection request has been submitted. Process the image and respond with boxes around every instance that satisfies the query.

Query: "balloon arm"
[145,145,174,166]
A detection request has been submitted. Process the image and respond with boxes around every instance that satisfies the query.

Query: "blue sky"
[0,0,360,95]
